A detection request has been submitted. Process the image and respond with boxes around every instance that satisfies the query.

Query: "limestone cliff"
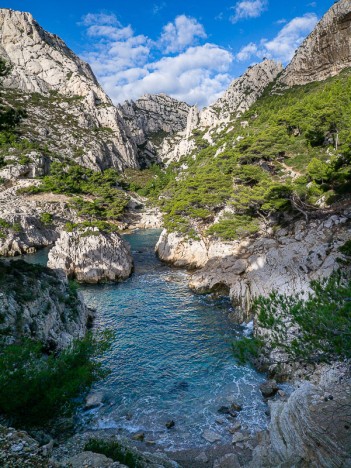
[279,0,351,87]
[250,363,351,467]
[201,60,283,125]
[156,212,351,322]
[0,8,139,171]
[0,259,92,349]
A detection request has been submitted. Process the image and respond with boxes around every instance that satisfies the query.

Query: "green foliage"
[40,212,53,226]
[157,71,351,238]
[207,214,259,240]
[84,439,144,467]
[21,163,129,228]
[0,59,26,135]
[0,332,112,426]
[0,218,22,238]
[123,164,174,199]
[232,337,263,364]
[254,271,351,363]
[339,239,351,257]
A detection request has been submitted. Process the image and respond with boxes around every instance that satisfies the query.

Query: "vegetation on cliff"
[232,268,351,368]
[0,260,111,427]
[154,70,351,239]
[0,332,110,426]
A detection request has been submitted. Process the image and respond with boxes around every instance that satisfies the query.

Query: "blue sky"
[3,0,334,106]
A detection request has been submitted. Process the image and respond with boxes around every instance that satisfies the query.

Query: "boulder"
[48,229,133,283]
[201,430,221,443]
[260,380,279,399]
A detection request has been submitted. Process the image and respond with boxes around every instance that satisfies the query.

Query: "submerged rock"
[85,392,105,410]
[48,229,133,283]
[260,381,279,399]
[201,430,221,443]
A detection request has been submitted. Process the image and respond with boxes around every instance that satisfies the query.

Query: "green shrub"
[232,337,263,364]
[0,332,112,426]
[84,439,144,467]
[40,212,53,226]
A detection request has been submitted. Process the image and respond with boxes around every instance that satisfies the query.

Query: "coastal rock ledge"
[48,229,133,283]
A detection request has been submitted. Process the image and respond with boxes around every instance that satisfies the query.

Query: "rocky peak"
[200,60,283,126]
[0,8,140,171]
[278,0,351,86]
[0,9,102,99]
[157,60,283,163]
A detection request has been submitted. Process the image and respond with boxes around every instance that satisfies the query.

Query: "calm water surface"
[16,229,268,449]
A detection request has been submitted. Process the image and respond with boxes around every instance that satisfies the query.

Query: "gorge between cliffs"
[0,1,351,467]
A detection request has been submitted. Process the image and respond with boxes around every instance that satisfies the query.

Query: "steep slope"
[0,8,139,171]
[158,60,283,162]
[279,0,351,86]
[201,60,283,126]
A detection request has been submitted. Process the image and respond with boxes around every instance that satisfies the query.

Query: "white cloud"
[230,0,268,24]
[236,13,318,63]
[79,13,233,107]
[159,15,207,54]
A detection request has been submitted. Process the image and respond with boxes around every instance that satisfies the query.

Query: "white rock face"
[48,229,133,283]
[279,0,351,86]
[0,8,139,171]
[156,213,351,321]
[250,365,351,467]
[120,94,190,142]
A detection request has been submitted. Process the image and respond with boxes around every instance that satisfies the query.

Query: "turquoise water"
[11,229,268,449]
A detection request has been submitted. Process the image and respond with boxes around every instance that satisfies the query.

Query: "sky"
[2,0,335,106]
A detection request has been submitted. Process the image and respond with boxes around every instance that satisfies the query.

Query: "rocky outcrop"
[0,180,77,256]
[157,60,283,163]
[0,260,92,349]
[48,229,133,283]
[0,425,56,467]
[250,364,351,467]
[279,0,351,87]
[156,212,351,322]
[0,8,139,171]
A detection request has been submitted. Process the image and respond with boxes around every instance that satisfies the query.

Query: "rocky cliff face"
[0,259,92,349]
[0,180,78,256]
[119,93,191,167]
[48,229,133,283]
[279,0,351,87]
[0,8,139,171]
[250,363,351,467]
[156,212,351,322]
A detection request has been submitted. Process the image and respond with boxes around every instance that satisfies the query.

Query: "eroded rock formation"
[157,212,351,322]
[48,229,133,283]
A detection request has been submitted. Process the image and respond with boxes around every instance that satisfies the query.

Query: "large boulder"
[48,229,133,283]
